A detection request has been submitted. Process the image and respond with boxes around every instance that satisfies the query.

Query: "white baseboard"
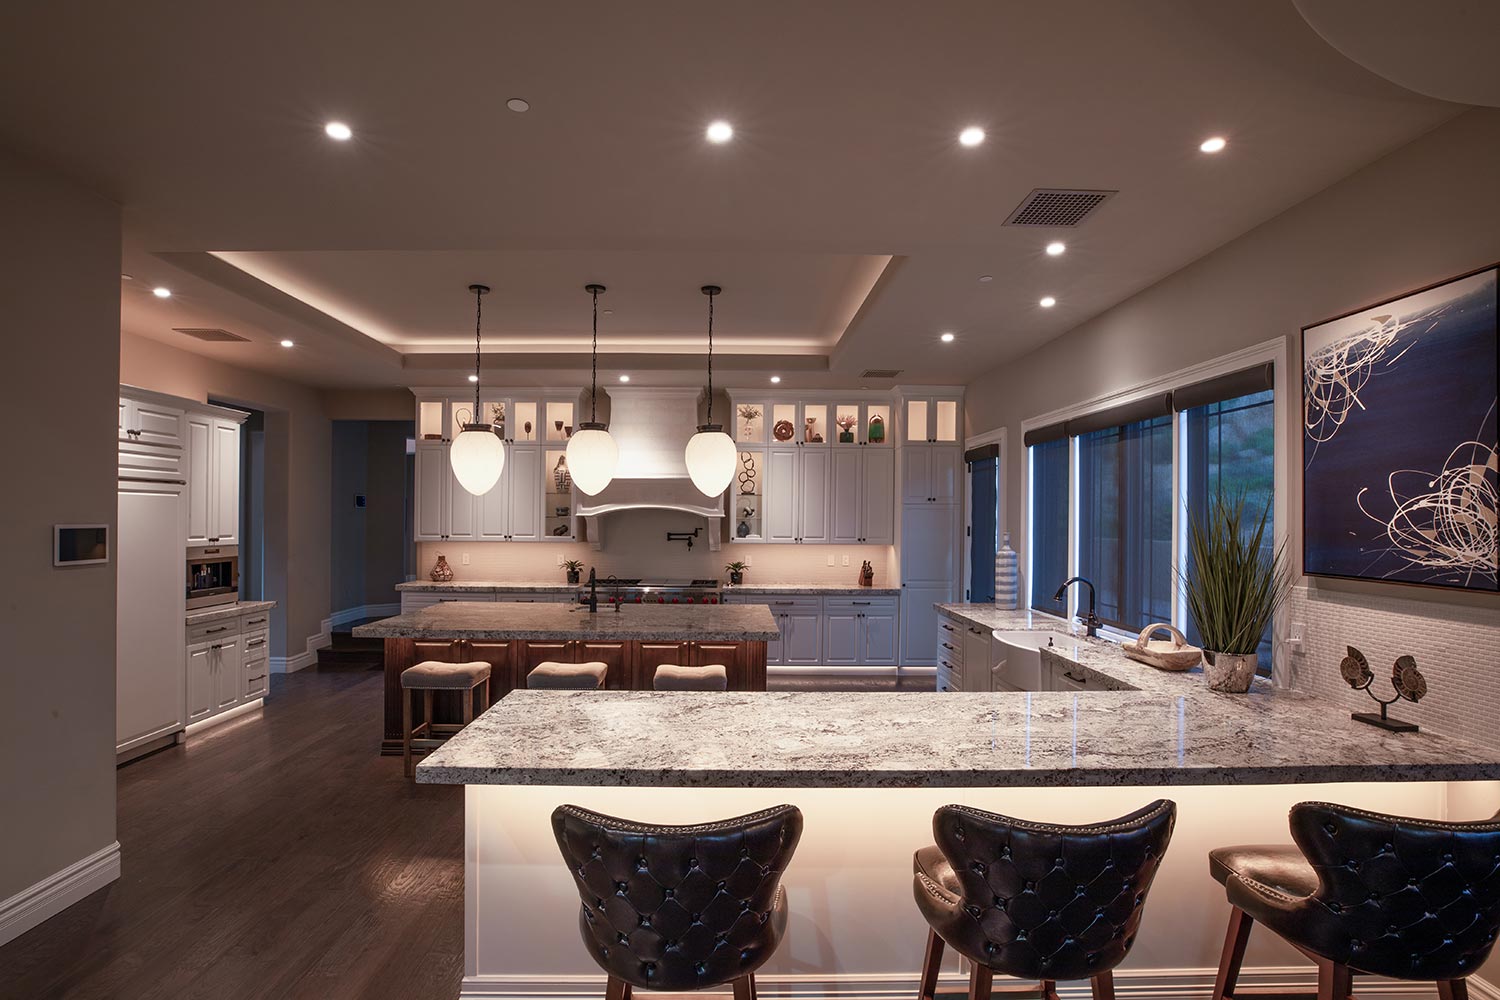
[329,602,399,628]
[270,615,332,674]
[0,841,121,947]
[459,967,1498,1000]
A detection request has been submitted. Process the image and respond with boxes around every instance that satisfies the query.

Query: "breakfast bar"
[352,601,779,753]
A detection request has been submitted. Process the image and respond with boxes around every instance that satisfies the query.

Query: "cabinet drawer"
[188,618,241,644]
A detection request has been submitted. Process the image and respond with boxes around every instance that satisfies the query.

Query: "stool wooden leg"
[967,963,992,1000]
[604,976,631,1000]
[1315,959,1352,1000]
[1440,982,1470,1000]
[1090,971,1115,1000]
[402,689,414,779]
[1213,906,1253,1000]
[917,928,944,1000]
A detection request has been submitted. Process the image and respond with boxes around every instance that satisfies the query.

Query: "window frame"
[1020,338,1290,685]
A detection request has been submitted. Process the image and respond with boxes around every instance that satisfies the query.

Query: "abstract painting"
[1302,265,1498,592]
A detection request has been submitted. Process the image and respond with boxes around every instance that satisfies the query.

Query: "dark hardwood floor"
[0,666,465,1000]
[0,660,930,1000]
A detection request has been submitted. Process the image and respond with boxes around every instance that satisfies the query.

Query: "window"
[1029,437,1069,616]
[1077,414,1174,632]
[1183,389,1275,673]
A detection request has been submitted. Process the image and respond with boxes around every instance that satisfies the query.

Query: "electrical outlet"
[842,554,850,566]
[826,553,835,567]
[462,552,470,566]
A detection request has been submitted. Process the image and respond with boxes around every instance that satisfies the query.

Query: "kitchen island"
[418,681,1500,999]
[353,601,779,753]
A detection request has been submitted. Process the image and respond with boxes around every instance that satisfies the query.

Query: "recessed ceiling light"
[978,274,994,283]
[325,121,353,141]
[618,374,630,383]
[1199,136,1226,154]
[279,339,294,348]
[706,120,733,143]
[506,98,530,113]
[468,374,479,383]
[1039,296,1057,308]
[770,375,781,384]
[152,286,171,298]
[940,332,955,343]
[958,126,986,147]
[1045,241,1066,256]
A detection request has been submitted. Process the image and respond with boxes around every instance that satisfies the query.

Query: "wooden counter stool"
[653,664,728,691]
[399,659,491,778]
[528,660,609,689]
[1209,802,1500,1000]
[913,799,1176,1000]
[551,803,803,1000]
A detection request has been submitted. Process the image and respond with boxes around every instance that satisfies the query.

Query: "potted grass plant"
[1179,491,1291,693]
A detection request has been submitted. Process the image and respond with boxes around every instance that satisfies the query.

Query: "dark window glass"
[1029,438,1069,616]
[1184,389,1275,674]
[1077,415,1174,632]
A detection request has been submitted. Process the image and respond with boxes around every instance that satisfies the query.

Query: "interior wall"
[330,420,411,613]
[119,331,332,661]
[965,108,1500,726]
[0,149,121,906]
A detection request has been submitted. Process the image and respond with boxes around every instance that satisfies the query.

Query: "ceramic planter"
[1204,651,1256,693]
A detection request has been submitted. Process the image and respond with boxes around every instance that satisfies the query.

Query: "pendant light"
[684,284,737,497]
[566,283,619,495]
[450,283,506,496]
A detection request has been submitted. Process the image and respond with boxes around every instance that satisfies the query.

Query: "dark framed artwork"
[1302,264,1498,592]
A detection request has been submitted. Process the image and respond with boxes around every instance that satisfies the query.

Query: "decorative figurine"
[836,413,858,443]
[867,415,885,443]
[429,553,454,582]
[1341,646,1426,732]
[553,453,572,492]
[859,560,874,587]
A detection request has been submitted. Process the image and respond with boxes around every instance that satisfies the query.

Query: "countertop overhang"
[352,600,780,642]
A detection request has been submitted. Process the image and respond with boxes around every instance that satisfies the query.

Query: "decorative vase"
[737,520,750,538]
[867,416,885,442]
[429,554,454,582]
[553,454,571,492]
[994,532,1019,609]
[1204,651,1257,693]
[728,570,744,585]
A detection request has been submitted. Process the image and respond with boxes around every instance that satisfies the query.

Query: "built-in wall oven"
[186,544,239,609]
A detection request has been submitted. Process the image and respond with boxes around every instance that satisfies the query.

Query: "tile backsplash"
[1286,583,1500,748]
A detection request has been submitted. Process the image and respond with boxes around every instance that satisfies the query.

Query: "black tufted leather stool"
[1210,802,1500,1000]
[913,800,1176,1000]
[552,804,803,1000]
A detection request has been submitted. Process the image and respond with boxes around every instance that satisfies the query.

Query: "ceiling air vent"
[859,369,903,379]
[173,327,249,343]
[1003,188,1116,227]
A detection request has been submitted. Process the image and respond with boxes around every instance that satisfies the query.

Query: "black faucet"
[1053,576,1102,637]
[587,567,597,614]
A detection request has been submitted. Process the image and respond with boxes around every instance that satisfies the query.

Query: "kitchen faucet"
[1053,576,1102,638]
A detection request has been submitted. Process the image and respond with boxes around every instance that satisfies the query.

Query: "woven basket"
[1122,623,1203,672]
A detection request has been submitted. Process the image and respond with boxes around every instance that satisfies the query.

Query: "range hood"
[574,388,724,547]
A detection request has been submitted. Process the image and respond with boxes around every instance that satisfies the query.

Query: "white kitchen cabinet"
[186,641,214,723]
[117,480,187,755]
[185,412,241,545]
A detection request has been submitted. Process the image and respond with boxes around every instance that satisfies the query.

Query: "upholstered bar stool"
[913,799,1177,1000]
[529,660,609,689]
[399,659,491,778]
[551,803,803,1000]
[1210,802,1500,1000]
[653,664,729,691]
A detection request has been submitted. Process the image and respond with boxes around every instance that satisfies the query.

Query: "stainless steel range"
[575,577,723,605]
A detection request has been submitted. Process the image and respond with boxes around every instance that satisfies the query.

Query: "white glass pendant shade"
[685,426,737,497]
[451,424,506,495]
[566,424,618,496]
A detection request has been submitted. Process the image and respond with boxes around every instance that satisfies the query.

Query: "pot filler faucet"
[1053,576,1102,638]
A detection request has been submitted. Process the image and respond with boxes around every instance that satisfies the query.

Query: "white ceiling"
[0,1,1466,391]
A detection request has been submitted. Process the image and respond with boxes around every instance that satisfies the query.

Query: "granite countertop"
[353,601,780,642]
[416,688,1500,788]
[723,584,902,596]
[396,580,579,593]
[186,600,276,626]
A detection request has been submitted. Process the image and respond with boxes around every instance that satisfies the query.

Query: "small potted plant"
[724,560,747,586]
[563,559,584,585]
[835,413,857,443]
[1179,492,1291,693]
